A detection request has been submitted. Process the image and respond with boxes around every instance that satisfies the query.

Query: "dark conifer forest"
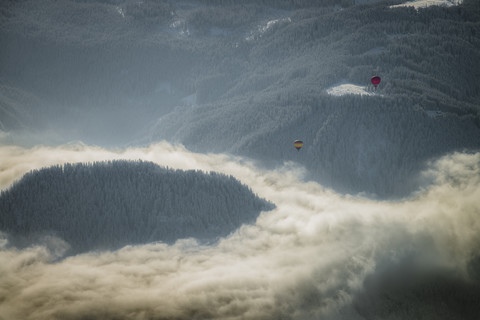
[0,160,273,254]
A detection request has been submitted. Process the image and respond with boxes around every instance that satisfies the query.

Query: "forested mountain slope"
[0,160,273,254]
[1,0,479,197]
[150,0,480,197]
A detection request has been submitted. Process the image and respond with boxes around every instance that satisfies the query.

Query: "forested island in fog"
[0,160,273,254]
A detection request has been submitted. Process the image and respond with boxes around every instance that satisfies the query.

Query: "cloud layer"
[1,143,480,319]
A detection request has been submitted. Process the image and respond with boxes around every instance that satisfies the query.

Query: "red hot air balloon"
[371,76,381,89]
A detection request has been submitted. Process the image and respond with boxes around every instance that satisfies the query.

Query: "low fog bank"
[1,143,480,319]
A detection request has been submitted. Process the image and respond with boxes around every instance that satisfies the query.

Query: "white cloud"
[0,143,479,319]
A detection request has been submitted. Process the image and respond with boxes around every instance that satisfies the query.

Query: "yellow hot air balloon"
[294,140,303,151]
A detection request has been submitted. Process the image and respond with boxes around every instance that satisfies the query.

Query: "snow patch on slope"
[391,0,462,9]
[246,16,291,41]
[326,83,375,97]
[115,6,125,18]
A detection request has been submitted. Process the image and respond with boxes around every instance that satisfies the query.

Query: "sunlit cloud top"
[1,143,479,319]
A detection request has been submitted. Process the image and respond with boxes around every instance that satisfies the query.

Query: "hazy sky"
[1,143,479,319]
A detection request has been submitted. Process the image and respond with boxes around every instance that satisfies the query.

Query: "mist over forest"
[1,0,480,319]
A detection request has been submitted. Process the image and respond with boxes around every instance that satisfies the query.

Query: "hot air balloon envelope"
[371,76,381,88]
[294,140,304,151]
